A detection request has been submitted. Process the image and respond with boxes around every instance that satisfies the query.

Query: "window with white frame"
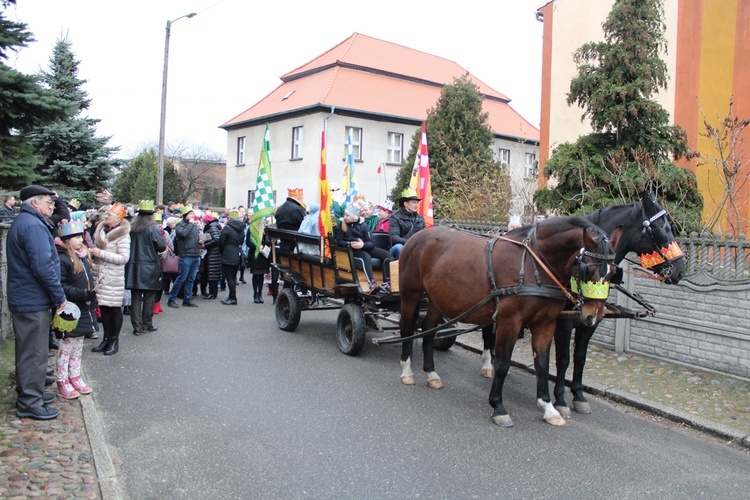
[344,126,363,161]
[291,126,303,159]
[498,148,510,171]
[237,136,246,165]
[387,132,403,163]
[524,153,538,179]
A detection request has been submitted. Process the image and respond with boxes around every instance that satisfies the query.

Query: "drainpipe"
[324,106,335,135]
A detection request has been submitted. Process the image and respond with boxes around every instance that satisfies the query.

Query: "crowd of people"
[5,181,430,421]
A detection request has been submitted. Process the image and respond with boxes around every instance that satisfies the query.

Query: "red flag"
[318,131,333,258]
[416,122,433,227]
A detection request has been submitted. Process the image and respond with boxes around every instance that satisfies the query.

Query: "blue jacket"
[6,205,67,312]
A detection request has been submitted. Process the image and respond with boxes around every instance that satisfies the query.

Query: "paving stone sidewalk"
[1,334,749,499]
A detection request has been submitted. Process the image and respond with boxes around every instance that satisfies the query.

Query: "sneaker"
[17,405,60,420]
[167,300,179,308]
[182,301,198,308]
[42,393,56,404]
[69,377,93,395]
[220,298,238,305]
[57,380,80,400]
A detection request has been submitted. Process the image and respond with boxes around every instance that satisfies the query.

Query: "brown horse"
[397,216,620,427]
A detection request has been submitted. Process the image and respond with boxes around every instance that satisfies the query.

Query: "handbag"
[161,253,179,274]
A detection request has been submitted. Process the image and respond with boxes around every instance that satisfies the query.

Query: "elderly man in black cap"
[388,187,426,259]
[7,185,69,420]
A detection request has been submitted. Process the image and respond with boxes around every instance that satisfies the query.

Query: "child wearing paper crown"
[55,221,98,399]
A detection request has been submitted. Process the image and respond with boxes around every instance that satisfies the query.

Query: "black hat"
[19,185,55,202]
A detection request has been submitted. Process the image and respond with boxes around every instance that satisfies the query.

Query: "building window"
[498,148,510,172]
[237,136,246,165]
[344,126,363,161]
[387,132,403,164]
[291,126,303,159]
[525,153,538,179]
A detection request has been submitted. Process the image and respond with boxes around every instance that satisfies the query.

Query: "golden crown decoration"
[287,187,304,199]
[638,241,684,269]
[229,210,241,219]
[109,202,127,220]
[139,200,155,212]
[353,194,366,203]
[570,279,612,300]
[68,198,81,209]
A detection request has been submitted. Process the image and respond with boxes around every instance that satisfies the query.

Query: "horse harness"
[374,225,615,345]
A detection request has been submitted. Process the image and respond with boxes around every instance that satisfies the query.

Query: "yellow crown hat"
[229,209,241,220]
[138,200,155,214]
[68,198,81,210]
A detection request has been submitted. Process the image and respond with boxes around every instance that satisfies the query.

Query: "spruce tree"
[28,36,118,197]
[535,0,703,232]
[0,7,70,188]
[113,148,184,203]
[393,75,510,220]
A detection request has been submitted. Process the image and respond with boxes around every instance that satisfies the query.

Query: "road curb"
[80,370,124,500]
[456,340,750,448]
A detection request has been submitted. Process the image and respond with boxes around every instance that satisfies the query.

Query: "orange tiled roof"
[222,33,539,142]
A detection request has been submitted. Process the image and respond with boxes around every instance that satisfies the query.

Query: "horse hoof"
[573,401,592,414]
[544,414,567,426]
[427,379,444,389]
[555,405,572,419]
[491,414,514,427]
[480,368,493,379]
[401,376,415,385]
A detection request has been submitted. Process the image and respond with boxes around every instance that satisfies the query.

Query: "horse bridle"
[632,205,684,280]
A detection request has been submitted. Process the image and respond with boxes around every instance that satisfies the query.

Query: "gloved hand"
[86,289,97,301]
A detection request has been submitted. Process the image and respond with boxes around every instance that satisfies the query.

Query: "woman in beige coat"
[90,203,131,355]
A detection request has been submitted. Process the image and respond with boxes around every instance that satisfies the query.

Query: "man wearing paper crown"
[388,187,425,259]
[55,220,98,399]
[125,199,166,335]
[274,186,307,251]
[7,184,68,419]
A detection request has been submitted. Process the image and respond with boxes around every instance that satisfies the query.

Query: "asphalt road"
[83,285,749,499]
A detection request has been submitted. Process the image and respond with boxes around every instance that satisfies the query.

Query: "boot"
[104,338,119,356]
[69,377,93,395]
[153,302,162,315]
[57,380,80,399]
[49,331,59,351]
[92,336,109,353]
[123,305,131,315]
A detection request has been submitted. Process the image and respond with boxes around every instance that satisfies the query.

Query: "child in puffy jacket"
[55,221,98,399]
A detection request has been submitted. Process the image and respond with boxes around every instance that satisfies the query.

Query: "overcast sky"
[8,0,544,160]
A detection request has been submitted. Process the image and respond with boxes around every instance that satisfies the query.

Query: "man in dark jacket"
[125,201,167,332]
[389,188,426,259]
[7,185,68,420]
[274,187,307,251]
[167,206,201,308]
[0,194,15,222]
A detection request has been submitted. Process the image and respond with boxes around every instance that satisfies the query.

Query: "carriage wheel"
[336,303,366,356]
[275,288,301,332]
[432,334,456,351]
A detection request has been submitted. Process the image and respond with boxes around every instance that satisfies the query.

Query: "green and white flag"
[249,124,274,258]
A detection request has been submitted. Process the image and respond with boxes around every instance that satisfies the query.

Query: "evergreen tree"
[0,7,70,188]
[28,37,119,196]
[535,0,703,232]
[392,75,510,220]
[112,148,184,203]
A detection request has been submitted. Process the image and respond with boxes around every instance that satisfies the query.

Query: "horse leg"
[480,324,495,378]
[421,305,444,389]
[489,329,516,427]
[571,324,596,414]
[399,298,420,386]
[552,318,574,419]
[531,322,565,426]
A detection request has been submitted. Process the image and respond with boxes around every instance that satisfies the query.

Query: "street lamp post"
[157,12,196,204]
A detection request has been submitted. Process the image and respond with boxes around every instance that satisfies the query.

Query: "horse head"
[635,191,685,284]
[569,223,621,327]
